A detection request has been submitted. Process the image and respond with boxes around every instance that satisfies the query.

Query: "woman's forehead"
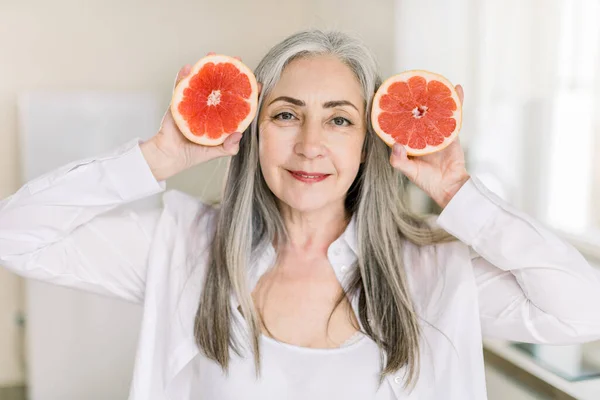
[270,55,364,102]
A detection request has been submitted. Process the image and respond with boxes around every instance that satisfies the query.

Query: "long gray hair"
[195,29,454,388]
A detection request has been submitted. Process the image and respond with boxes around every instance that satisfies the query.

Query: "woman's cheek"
[262,128,297,160]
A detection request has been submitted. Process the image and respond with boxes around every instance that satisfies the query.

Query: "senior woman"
[1,30,600,400]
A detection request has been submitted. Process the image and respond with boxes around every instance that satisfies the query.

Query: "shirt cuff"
[101,138,166,201]
[436,176,503,245]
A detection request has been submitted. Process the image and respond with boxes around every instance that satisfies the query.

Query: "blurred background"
[1,0,599,399]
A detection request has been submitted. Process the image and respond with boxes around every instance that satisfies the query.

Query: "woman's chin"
[277,194,335,214]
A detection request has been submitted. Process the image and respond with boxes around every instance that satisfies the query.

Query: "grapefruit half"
[171,54,258,146]
[371,70,462,156]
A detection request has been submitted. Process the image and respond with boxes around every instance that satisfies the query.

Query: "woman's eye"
[274,112,296,121]
[332,116,352,126]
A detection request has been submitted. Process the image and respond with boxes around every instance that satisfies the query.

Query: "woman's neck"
[278,203,349,256]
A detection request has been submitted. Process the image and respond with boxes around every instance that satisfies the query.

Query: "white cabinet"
[18,91,160,400]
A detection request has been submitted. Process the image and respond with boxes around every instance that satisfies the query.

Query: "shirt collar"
[231,212,359,310]
[342,212,359,255]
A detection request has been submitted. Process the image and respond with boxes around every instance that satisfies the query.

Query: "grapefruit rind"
[371,70,462,156]
[171,54,258,146]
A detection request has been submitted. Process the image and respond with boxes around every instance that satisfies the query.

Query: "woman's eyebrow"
[269,96,359,112]
[323,100,359,112]
[268,96,305,106]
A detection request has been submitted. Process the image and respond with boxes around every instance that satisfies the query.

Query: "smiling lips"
[287,170,330,183]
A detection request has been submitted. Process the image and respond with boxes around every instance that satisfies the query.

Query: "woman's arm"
[0,138,166,303]
[0,62,250,304]
[436,176,600,344]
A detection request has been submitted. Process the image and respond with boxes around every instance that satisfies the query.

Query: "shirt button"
[340,265,348,273]
[394,376,402,384]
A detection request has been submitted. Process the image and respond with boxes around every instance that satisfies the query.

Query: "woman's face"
[258,55,366,214]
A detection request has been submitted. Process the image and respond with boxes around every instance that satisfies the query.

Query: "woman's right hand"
[141,53,245,181]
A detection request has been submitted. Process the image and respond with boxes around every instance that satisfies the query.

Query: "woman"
[1,30,599,400]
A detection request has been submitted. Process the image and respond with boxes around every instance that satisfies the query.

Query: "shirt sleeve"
[436,176,600,344]
[0,138,167,304]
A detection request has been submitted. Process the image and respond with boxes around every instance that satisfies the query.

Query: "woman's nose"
[294,119,326,159]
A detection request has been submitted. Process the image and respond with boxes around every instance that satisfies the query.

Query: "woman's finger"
[455,84,464,105]
[219,132,243,155]
[390,143,418,180]
[173,64,192,91]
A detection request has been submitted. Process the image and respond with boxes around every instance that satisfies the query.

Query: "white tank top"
[191,332,397,399]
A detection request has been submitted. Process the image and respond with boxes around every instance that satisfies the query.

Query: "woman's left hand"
[389,84,470,209]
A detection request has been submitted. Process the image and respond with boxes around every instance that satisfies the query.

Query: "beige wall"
[0,0,396,386]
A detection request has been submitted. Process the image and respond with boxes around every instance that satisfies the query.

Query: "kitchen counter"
[484,339,600,400]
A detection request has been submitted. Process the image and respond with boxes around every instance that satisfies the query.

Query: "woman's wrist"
[436,173,471,210]
[140,138,185,182]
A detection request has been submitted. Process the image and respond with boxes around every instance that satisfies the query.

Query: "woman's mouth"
[287,170,330,183]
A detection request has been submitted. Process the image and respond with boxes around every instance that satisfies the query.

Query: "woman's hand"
[389,85,470,209]
[140,53,247,181]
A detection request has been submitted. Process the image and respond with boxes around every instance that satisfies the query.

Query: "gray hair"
[195,29,454,389]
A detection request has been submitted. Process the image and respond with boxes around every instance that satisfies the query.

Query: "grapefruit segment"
[371,70,462,156]
[171,54,258,146]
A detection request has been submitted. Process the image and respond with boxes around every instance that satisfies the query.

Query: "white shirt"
[1,138,600,400]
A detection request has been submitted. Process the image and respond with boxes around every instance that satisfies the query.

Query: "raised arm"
[0,139,167,303]
[436,176,600,344]
[0,62,247,303]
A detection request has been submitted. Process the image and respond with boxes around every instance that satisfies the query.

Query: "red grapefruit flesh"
[171,55,258,146]
[371,70,462,156]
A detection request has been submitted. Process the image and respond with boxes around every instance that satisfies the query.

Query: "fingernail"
[393,143,402,156]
